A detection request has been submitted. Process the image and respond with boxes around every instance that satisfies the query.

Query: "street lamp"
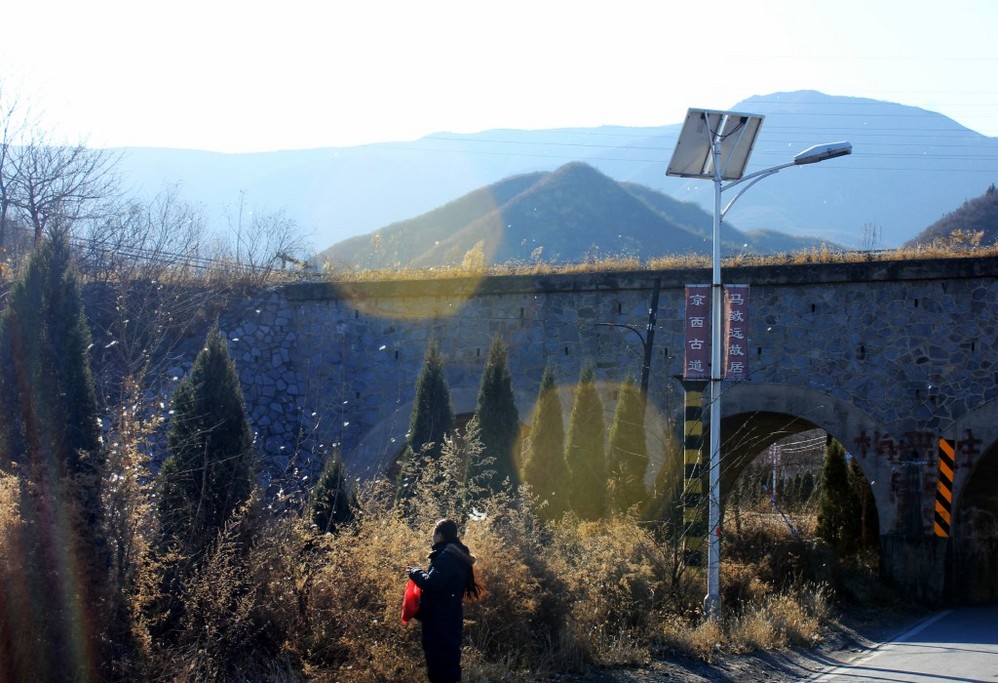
[667,109,851,619]
[596,277,661,401]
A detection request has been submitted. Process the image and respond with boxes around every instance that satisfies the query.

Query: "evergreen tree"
[157,324,256,558]
[648,421,684,523]
[310,452,355,533]
[565,364,607,520]
[850,458,880,551]
[521,364,568,520]
[0,230,110,678]
[472,336,520,493]
[397,341,454,500]
[800,471,816,505]
[817,437,861,555]
[607,378,648,514]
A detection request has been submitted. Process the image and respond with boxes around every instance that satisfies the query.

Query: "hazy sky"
[3,0,996,153]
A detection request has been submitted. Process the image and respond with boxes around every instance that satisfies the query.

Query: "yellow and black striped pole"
[682,382,707,565]
[934,438,955,537]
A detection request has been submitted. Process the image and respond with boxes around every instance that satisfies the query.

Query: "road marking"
[809,610,954,681]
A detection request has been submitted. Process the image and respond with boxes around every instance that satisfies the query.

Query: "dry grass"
[660,583,829,661]
[4,232,982,292]
[315,241,998,284]
[729,586,829,652]
[0,452,862,680]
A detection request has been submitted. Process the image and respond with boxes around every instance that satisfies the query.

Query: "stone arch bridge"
[187,256,997,604]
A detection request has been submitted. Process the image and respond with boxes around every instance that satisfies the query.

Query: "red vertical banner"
[724,284,749,381]
[684,285,711,380]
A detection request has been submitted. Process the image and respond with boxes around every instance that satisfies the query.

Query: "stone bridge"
[191,255,997,605]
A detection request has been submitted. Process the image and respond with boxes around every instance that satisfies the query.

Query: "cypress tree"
[157,324,256,558]
[607,378,649,514]
[800,471,816,505]
[565,364,607,520]
[817,437,861,555]
[850,458,880,551]
[310,452,355,533]
[521,364,568,520]
[0,230,110,678]
[397,341,454,500]
[472,336,520,493]
[647,420,684,523]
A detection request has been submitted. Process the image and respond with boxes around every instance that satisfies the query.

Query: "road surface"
[812,605,998,682]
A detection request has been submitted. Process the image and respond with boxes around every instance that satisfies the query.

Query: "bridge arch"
[718,383,895,532]
[949,398,998,539]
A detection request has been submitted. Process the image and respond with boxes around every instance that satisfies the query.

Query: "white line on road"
[809,610,954,682]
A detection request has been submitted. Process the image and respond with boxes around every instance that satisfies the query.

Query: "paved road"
[812,605,998,682]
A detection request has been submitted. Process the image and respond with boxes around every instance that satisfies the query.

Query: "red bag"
[401,579,421,625]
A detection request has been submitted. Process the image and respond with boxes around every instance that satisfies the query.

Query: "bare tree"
[0,82,33,253]
[80,184,209,281]
[9,130,121,244]
[225,203,312,277]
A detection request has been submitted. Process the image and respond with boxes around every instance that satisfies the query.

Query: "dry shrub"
[725,512,835,592]
[544,517,670,666]
[119,422,848,681]
[660,582,829,660]
[150,498,281,681]
[295,472,576,679]
[0,473,33,678]
[720,561,772,611]
[660,614,724,661]
[730,585,829,652]
[461,497,576,671]
[300,506,426,681]
[0,471,20,558]
[0,472,114,680]
[729,609,781,652]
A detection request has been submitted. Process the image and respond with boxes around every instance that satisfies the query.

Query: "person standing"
[407,518,482,683]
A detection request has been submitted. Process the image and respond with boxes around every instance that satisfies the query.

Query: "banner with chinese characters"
[724,284,749,381]
[683,285,711,380]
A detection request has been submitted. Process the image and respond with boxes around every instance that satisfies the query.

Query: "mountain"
[905,184,998,247]
[114,91,998,252]
[319,162,832,268]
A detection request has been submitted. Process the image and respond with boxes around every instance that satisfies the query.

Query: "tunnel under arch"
[950,439,998,602]
[715,383,894,532]
[949,397,998,540]
[958,440,998,538]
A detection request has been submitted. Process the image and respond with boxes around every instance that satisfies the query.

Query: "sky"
[2,0,996,153]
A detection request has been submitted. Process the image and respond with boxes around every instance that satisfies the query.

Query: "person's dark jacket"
[408,541,475,682]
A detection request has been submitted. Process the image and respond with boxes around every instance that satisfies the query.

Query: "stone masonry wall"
[145,257,998,540]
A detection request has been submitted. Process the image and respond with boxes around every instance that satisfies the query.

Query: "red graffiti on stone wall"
[956,428,982,468]
[853,428,982,466]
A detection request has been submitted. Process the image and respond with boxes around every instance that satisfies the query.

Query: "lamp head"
[793,141,852,165]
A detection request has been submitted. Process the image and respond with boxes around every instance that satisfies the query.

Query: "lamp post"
[596,277,661,401]
[668,109,851,620]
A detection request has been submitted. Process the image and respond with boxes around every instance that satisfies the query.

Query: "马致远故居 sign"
[724,284,749,381]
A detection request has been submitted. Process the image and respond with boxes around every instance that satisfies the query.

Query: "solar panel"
[666,108,764,181]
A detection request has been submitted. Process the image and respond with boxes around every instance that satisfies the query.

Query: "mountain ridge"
[319,162,834,269]
[114,91,998,252]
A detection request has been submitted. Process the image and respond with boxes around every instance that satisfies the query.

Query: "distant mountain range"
[115,91,998,253]
[319,162,830,268]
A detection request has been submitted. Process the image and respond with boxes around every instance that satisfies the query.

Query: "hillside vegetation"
[319,162,836,270]
[906,184,998,248]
